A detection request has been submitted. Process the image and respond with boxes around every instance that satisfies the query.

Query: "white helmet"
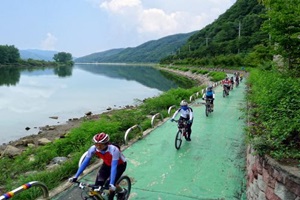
[180,100,188,106]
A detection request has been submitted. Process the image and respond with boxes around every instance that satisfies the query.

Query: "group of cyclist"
[222,72,243,95]
[67,71,244,200]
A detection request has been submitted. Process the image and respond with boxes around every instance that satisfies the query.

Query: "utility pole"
[238,21,241,53]
[205,37,210,47]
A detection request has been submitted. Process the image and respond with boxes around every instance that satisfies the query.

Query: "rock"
[85,111,92,116]
[15,139,34,147]
[107,107,112,110]
[37,138,51,145]
[51,157,68,164]
[49,116,59,119]
[25,127,30,131]
[2,145,22,157]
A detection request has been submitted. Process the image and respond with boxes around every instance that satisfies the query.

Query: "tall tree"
[53,52,73,64]
[259,0,300,76]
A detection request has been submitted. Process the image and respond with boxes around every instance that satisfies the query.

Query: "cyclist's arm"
[75,146,95,178]
[189,108,193,121]
[172,109,180,119]
[109,147,120,185]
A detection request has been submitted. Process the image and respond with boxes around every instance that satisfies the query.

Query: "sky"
[0,0,236,58]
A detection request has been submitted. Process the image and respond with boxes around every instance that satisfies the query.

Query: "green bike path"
[53,79,247,200]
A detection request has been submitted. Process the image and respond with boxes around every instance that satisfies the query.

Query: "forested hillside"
[161,0,267,66]
[74,32,196,63]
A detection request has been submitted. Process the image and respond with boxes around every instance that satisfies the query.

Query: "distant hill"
[74,48,125,63]
[20,49,59,61]
[74,31,197,64]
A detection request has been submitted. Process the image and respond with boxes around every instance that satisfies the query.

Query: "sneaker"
[117,188,128,200]
[186,138,191,141]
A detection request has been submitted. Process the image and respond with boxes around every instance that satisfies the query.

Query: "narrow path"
[53,79,247,200]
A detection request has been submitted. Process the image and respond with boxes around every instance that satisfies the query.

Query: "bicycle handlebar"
[73,181,107,192]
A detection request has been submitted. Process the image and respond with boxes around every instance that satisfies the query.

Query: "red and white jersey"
[87,144,126,166]
[222,79,231,86]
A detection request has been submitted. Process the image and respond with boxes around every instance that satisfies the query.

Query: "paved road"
[53,79,247,200]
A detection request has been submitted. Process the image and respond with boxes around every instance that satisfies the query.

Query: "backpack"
[206,90,213,97]
[110,142,121,151]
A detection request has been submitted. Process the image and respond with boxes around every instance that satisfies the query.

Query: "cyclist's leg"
[187,121,193,141]
[114,162,127,199]
[115,162,127,189]
[95,164,110,187]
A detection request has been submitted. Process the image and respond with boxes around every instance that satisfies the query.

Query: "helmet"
[225,77,229,80]
[93,133,110,144]
[207,86,213,91]
[180,100,188,106]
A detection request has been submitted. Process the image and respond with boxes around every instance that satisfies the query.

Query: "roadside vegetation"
[246,69,300,161]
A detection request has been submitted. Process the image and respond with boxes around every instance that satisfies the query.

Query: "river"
[0,64,180,144]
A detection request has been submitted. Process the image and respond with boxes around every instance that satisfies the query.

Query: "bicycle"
[205,99,213,117]
[173,119,189,150]
[72,175,131,200]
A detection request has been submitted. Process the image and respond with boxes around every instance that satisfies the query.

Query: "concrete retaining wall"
[246,146,300,200]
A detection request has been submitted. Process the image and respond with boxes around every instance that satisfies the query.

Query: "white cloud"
[41,33,58,50]
[100,0,141,13]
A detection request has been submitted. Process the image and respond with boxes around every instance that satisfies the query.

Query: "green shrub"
[247,68,300,160]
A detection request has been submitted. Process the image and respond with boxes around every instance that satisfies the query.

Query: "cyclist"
[69,133,127,200]
[230,76,234,90]
[235,74,240,86]
[171,100,194,141]
[202,85,215,111]
[222,77,231,95]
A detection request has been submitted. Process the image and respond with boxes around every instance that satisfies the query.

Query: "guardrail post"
[0,181,49,200]
[124,125,143,144]
[151,113,163,128]
[168,105,176,116]
[189,94,195,102]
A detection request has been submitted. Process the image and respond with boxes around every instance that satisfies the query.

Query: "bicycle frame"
[73,175,131,200]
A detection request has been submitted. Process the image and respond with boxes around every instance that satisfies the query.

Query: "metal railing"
[0,181,49,200]
[124,125,143,144]
[151,113,163,128]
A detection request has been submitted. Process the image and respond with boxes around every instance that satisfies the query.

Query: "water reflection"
[0,65,74,87]
[0,67,20,86]
[76,64,178,91]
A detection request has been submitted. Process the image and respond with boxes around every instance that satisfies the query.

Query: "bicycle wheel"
[175,130,182,150]
[223,89,226,98]
[205,105,209,117]
[116,175,131,200]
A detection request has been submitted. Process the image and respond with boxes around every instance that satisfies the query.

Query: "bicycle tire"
[223,90,226,98]
[175,130,182,150]
[205,104,209,117]
[116,175,131,200]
